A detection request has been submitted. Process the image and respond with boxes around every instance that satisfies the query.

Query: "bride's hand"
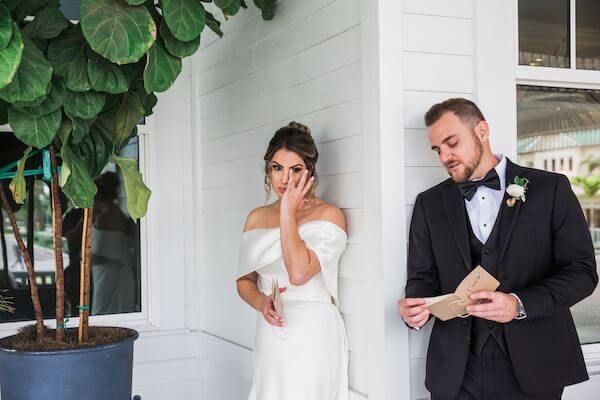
[254,290,286,326]
[280,170,315,218]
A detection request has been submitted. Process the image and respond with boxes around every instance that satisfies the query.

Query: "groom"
[398,98,598,400]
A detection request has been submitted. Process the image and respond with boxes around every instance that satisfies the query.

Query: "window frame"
[0,119,154,333]
[516,0,600,366]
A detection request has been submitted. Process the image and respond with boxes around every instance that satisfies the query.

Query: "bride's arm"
[236,209,284,326]
[280,171,346,286]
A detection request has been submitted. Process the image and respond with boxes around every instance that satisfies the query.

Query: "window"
[517,84,600,344]
[519,0,570,67]
[519,0,600,71]
[576,0,600,70]
[0,135,142,322]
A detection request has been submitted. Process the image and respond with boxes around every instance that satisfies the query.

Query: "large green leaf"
[54,117,73,148]
[22,6,68,40]
[115,91,144,151]
[214,0,233,8]
[47,27,91,92]
[80,0,156,65]
[0,100,8,124]
[0,36,52,102]
[125,0,146,4]
[21,76,65,117]
[112,155,151,219]
[223,1,242,16]
[159,19,200,58]
[87,51,134,94]
[12,90,47,109]
[0,3,12,50]
[70,118,114,178]
[0,22,23,90]
[69,116,94,144]
[60,144,97,208]
[8,107,62,148]
[162,0,205,42]
[13,0,55,20]
[9,147,32,204]
[144,39,182,92]
[64,90,106,119]
[205,11,223,38]
[254,0,275,20]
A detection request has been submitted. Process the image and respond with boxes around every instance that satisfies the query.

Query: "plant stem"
[0,181,45,338]
[78,207,93,344]
[49,146,66,341]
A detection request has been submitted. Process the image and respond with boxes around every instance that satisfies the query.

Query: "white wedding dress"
[238,220,349,400]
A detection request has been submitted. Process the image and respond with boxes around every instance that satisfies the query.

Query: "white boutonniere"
[506,176,529,207]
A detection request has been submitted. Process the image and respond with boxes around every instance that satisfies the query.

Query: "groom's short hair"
[424,98,486,128]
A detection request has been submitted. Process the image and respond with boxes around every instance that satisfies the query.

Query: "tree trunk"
[0,181,45,338]
[49,146,66,341]
[78,207,93,344]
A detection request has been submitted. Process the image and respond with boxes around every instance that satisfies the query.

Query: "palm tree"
[580,156,600,174]
[571,176,600,197]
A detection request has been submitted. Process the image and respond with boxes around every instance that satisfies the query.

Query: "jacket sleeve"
[515,174,598,320]
[405,194,442,298]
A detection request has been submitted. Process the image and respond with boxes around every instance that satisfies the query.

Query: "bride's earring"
[264,176,272,204]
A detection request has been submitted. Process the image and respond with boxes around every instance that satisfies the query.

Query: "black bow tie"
[458,168,501,201]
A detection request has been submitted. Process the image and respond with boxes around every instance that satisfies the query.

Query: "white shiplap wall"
[402,2,475,399]
[191,1,369,398]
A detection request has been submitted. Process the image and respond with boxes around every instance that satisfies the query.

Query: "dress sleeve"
[237,230,282,279]
[301,222,348,306]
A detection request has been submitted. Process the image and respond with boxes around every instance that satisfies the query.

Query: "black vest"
[466,207,508,355]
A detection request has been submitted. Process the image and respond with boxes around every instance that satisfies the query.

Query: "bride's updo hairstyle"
[263,121,319,199]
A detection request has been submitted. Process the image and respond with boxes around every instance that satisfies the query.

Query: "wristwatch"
[510,293,527,320]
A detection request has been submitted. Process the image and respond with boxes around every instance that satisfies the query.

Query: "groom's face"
[428,112,483,183]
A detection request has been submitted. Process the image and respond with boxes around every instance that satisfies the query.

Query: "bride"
[236,122,349,399]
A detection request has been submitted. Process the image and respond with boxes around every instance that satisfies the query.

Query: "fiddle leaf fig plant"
[0,0,277,344]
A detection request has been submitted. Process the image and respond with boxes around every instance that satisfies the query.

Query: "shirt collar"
[493,154,507,191]
[467,154,506,190]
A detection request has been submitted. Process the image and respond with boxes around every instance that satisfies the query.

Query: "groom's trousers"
[431,337,564,400]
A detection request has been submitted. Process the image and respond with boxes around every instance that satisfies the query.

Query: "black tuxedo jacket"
[405,159,598,398]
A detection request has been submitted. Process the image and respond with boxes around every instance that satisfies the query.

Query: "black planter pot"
[0,328,138,400]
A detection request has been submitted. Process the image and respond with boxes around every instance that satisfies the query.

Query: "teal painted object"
[0,147,59,181]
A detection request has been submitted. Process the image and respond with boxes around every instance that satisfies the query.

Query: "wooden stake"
[0,181,45,338]
[49,146,66,341]
[78,207,93,344]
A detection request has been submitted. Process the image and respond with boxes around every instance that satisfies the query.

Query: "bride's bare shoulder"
[312,200,346,231]
[243,206,267,232]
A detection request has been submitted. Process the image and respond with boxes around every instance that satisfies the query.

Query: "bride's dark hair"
[263,121,319,200]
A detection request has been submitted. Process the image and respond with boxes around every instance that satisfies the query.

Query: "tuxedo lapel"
[497,159,525,266]
[442,182,472,271]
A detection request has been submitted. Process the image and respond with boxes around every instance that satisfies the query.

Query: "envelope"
[272,278,283,316]
[424,266,500,321]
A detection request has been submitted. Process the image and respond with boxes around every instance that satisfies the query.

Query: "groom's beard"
[447,135,483,184]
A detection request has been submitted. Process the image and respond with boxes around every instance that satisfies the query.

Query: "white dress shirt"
[464,155,506,244]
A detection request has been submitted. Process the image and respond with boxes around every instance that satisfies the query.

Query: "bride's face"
[268,148,308,199]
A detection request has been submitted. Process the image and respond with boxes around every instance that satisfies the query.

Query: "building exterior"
[1,1,599,399]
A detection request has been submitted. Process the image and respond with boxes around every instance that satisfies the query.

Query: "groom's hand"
[398,298,430,329]
[466,291,518,323]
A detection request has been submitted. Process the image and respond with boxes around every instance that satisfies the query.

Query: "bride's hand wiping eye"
[281,170,315,217]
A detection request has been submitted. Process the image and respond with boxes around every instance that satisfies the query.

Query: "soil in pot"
[0,325,135,351]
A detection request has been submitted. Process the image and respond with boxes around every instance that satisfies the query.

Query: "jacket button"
[483,248,492,255]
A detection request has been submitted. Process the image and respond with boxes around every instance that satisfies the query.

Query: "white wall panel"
[192,0,368,397]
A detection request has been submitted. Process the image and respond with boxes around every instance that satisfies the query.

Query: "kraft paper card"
[272,278,283,316]
[424,266,500,321]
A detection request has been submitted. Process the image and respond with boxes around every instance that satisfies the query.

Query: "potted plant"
[0,1,275,399]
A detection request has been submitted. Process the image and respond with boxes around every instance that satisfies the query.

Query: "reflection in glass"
[576,0,600,70]
[517,85,600,344]
[519,0,570,67]
[0,136,142,322]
